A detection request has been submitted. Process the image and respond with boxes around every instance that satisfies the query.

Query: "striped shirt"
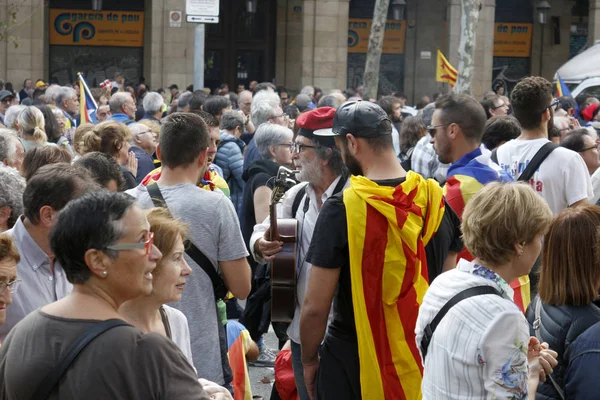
[415,259,531,399]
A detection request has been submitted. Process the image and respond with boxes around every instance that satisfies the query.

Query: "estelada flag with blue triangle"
[555,73,579,117]
[77,72,98,124]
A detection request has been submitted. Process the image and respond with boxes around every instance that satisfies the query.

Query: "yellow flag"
[436,50,458,87]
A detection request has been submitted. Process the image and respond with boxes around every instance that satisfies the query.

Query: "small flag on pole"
[555,73,579,117]
[436,50,458,87]
[77,73,98,124]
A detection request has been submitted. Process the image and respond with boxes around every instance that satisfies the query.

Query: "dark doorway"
[205,0,276,92]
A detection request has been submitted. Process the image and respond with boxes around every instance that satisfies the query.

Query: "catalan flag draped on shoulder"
[436,50,458,87]
[77,73,98,124]
[442,147,530,312]
[344,172,445,400]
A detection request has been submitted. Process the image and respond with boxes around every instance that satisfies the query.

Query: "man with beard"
[249,107,348,400]
[377,95,403,156]
[299,101,462,399]
[494,76,592,215]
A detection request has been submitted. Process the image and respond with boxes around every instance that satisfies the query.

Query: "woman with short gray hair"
[240,123,294,269]
[0,164,25,232]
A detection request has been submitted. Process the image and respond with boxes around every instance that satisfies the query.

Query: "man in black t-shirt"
[299,101,462,399]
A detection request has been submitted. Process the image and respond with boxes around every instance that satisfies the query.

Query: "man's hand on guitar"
[255,227,283,261]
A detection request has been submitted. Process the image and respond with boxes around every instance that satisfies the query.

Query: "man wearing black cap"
[299,100,462,399]
[249,107,348,400]
[0,90,15,125]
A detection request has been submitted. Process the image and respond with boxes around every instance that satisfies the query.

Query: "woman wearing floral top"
[416,182,558,399]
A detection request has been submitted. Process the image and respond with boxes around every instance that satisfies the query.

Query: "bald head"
[239,90,253,115]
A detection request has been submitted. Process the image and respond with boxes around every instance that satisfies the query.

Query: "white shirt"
[496,138,592,214]
[163,305,194,368]
[249,176,349,343]
[415,259,531,399]
[392,125,400,156]
[591,168,600,205]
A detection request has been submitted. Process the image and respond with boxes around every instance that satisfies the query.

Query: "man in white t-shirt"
[495,76,592,214]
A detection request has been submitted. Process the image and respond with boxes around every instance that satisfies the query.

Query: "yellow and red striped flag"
[436,50,458,87]
[344,172,445,399]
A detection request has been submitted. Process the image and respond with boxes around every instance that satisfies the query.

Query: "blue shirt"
[564,321,600,399]
[243,139,262,172]
[130,146,155,184]
[109,113,135,125]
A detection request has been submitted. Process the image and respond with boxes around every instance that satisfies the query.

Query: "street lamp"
[247,0,257,13]
[391,0,407,21]
[91,0,102,11]
[535,0,551,25]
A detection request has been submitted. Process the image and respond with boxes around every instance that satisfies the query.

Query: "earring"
[102,271,107,277]
[518,249,524,259]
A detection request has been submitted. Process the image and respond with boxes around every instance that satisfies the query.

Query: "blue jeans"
[290,340,310,400]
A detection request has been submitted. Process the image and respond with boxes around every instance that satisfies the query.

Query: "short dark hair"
[159,112,209,168]
[33,88,45,100]
[558,96,577,112]
[482,116,521,150]
[203,96,231,117]
[548,126,561,140]
[399,116,426,154]
[187,109,219,129]
[22,146,72,181]
[23,163,99,224]
[189,90,208,111]
[480,94,500,119]
[560,128,591,152]
[50,191,136,284]
[363,119,394,152]
[377,96,401,117]
[435,93,487,142]
[283,104,299,120]
[74,151,125,190]
[252,82,276,96]
[510,76,553,130]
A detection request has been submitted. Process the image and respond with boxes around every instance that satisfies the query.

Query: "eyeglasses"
[0,279,22,295]
[580,144,600,153]
[292,142,318,153]
[278,142,293,151]
[547,99,560,112]
[106,231,154,255]
[491,102,508,110]
[0,98,12,104]
[426,123,450,136]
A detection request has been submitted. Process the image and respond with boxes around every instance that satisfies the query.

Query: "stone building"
[0,0,597,102]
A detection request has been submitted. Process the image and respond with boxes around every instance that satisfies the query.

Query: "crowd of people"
[0,72,599,400]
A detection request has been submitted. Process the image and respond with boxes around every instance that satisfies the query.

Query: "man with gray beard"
[249,107,348,400]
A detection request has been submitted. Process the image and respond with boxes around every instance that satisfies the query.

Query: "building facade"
[0,0,596,102]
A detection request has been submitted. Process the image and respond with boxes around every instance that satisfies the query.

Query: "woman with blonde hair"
[416,182,557,399]
[80,120,138,190]
[17,106,47,152]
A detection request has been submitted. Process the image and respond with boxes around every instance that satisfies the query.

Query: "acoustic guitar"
[269,167,298,323]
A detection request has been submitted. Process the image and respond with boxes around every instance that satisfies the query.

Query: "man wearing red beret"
[249,106,349,400]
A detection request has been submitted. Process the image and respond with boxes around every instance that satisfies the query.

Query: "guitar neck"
[269,203,281,242]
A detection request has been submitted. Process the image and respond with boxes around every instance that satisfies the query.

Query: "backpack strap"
[32,319,130,400]
[517,142,558,182]
[420,286,501,361]
[490,148,499,165]
[147,183,228,300]
[291,185,308,218]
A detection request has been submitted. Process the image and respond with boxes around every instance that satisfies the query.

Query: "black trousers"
[316,336,361,400]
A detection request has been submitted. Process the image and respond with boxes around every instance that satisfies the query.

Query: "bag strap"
[32,319,130,400]
[420,286,501,361]
[147,183,227,300]
[159,306,172,339]
[291,185,308,217]
[533,297,566,399]
[517,143,558,182]
[490,148,499,165]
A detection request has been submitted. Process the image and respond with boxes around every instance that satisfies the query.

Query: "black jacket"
[525,296,600,399]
